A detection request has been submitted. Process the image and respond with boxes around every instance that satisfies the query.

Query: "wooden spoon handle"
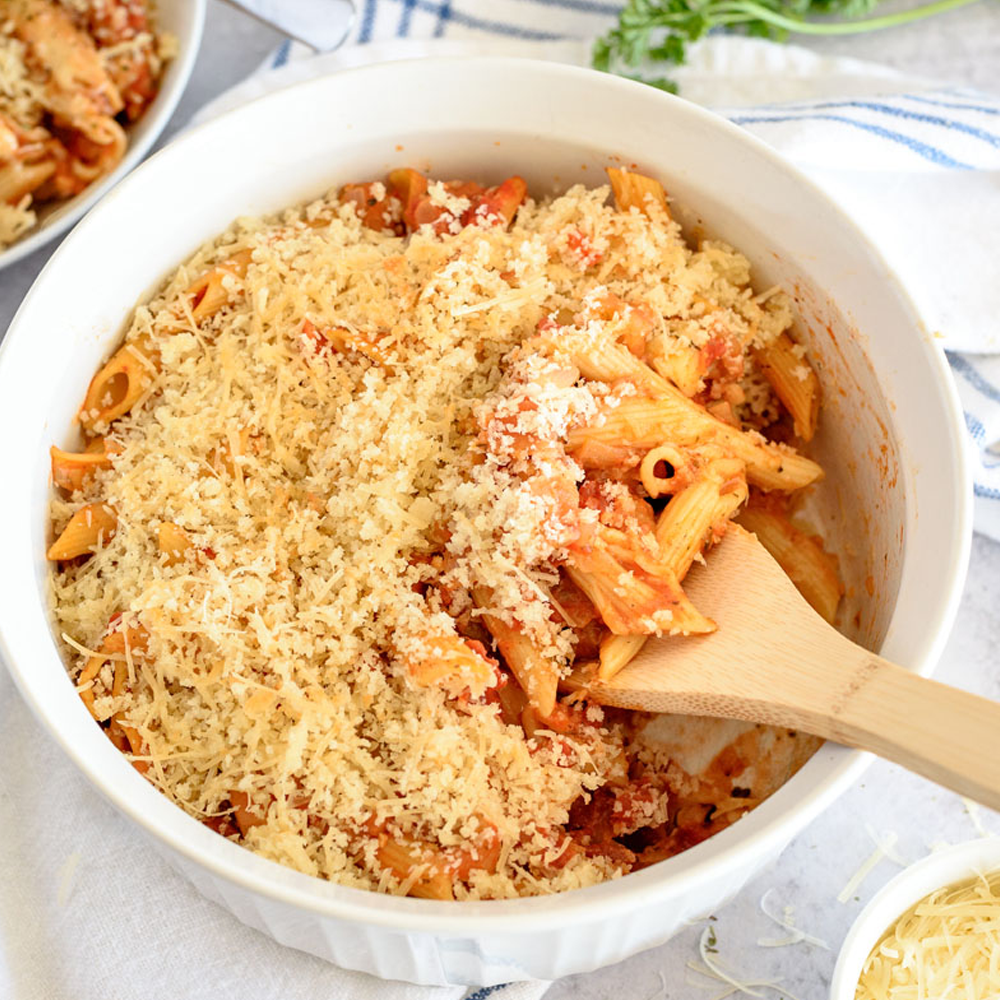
[798,654,1000,811]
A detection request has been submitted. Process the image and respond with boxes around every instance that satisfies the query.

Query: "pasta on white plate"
[47,166,842,900]
[0,0,175,249]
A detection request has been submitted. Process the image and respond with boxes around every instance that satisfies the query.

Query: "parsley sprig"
[593,0,984,92]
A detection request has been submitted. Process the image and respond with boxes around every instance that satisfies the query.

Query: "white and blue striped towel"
[208,0,1000,543]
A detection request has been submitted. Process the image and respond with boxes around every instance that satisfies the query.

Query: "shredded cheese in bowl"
[47,167,837,900]
[856,867,1000,1000]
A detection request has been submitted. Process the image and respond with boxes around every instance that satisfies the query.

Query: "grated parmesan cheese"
[50,175,799,899]
[856,867,1000,1000]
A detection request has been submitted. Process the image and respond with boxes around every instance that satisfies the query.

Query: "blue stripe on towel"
[358,0,378,41]
[975,482,1000,501]
[412,0,562,36]
[965,411,986,442]
[727,113,971,168]
[368,0,563,37]
[432,0,451,36]
[466,987,511,1000]
[899,93,1000,117]
[509,0,621,13]
[785,100,1000,149]
[949,352,1000,404]
[397,0,417,35]
[271,39,291,68]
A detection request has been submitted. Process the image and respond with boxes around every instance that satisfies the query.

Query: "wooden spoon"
[579,524,1000,810]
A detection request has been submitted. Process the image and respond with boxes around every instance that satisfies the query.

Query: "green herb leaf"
[592,0,985,92]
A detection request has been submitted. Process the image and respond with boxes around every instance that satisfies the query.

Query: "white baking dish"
[0,58,971,985]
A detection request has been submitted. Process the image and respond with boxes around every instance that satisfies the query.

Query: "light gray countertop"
[1,3,999,997]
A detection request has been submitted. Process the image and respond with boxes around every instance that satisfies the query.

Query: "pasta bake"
[0,0,174,249]
[47,167,843,899]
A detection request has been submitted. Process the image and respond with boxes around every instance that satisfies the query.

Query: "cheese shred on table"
[50,178,795,898]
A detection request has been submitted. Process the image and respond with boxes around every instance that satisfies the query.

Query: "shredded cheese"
[756,888,829,949]
[50,177,797,899]
[687,924,805,1000]
[856,867,1000,1000]
[56,850,81,907]
[839,832,900,904]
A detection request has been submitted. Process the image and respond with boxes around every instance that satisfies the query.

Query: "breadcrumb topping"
[50,177,795,898]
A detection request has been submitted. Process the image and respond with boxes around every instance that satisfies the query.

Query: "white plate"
[0,0,206,270]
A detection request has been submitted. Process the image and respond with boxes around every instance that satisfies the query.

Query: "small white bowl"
[830,838,1000,1000]
[0,0,206,270]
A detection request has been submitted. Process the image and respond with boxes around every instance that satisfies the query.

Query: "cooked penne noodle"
[473,587,558,718]
[50,438,118,492]
[568,389,822,492]
[753,332,820,441]
[655,458,748,578]
[565,547,714,637]
[46,502,117,560]
[376,838,456,900]
[187,248,254,323]
[75,623,147,717]
[737,506,843,624]
[649,340,703,397]
[230,790,269,837]
[640,444,692,499]
[78,342,157,431]
[109,659,148,773]
[405,634,497,699]
[157,522,193,566]
[607,167,670,218]
[598,633,647,682]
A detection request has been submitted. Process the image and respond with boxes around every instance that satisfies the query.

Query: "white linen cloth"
[3,7,1000,1000]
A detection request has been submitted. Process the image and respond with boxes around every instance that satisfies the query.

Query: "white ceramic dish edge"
[0,58,973,985]
[830,838,1000,1000]
[0,0,207,271]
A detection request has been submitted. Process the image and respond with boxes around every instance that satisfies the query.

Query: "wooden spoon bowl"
[576,525,1000,810]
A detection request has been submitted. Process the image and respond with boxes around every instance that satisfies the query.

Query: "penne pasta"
[187,248,254,323]
[753,332,820,441]
[473,587,558,718]
[404,634,497,699]
[737,505,843,624]
[655,457,748,578]
[567,387,822,492]
[607,167,670,218]
[648,339,703,397]
[565,543,715,637]
[598,633,647,683]
[157,522,192,566]
[375,837,456,900]
[230,791,269,837]
[78,342,157,431]
[46,502,117,560]
[50,437,119,492]
[639,443,692,499]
